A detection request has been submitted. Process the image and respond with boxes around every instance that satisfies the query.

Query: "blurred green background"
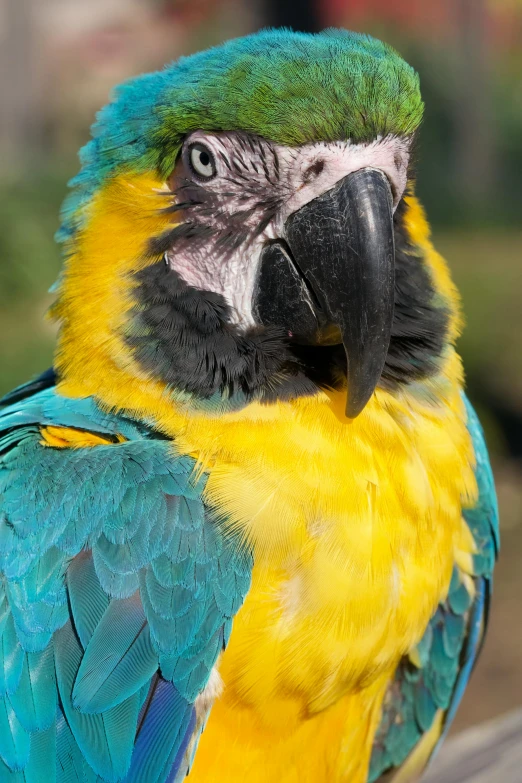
[0,0,521,734]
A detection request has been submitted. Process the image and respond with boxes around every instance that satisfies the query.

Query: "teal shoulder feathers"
[0,372,252,782]
[370,394,498,781]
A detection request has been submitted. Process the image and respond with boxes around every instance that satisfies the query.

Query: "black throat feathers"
[127,200,450,405]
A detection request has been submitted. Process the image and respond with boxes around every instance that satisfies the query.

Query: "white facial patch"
[276,136,410,222]
[165,132,411,327]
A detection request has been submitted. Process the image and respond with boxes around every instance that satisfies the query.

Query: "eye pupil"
[187,142,216,180]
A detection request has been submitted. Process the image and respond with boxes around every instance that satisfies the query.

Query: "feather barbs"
[40,425,126,448]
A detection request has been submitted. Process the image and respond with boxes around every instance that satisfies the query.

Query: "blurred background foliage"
[0,0,521,732]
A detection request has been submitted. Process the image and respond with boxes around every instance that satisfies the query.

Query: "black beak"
[253,168,395,418]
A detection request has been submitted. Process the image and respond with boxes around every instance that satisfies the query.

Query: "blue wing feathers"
[462,396,499,571]
[73,594,158,714]
[54,619,140,782]
[0,694,31,771]
[442,578,487,732]
[55,707,93,783]
[0,386,253,781]
[8,646,56,733]
[21,724,57,783]
[122,678,195,783]
[2,615,25,695]
[67,552,111,650]
[92,550,141,600]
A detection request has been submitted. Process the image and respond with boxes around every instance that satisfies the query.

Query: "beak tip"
[344,349,385,420]
[345,396,369,419]
[344,374,380,418]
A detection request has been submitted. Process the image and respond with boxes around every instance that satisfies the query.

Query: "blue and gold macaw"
[0,29,498,783]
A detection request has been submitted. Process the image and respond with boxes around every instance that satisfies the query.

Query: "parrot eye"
[187,143,217,180]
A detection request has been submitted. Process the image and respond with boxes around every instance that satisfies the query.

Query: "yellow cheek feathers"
[51,172,174,414]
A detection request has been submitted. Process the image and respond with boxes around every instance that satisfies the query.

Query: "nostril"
[302,159,325,184]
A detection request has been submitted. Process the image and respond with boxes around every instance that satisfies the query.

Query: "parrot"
[0,28,498,783]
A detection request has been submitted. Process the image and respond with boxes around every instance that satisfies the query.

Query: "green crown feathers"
[58,28,423,245]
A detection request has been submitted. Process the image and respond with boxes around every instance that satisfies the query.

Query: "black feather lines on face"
[127,261,319,404]
[150,133,285,262]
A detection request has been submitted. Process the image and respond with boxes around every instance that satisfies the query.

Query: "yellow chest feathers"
[156,370,477,720]
[58,346,477,721]
[59,347,477,719]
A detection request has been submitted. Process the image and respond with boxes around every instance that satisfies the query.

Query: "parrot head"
[54,29,454,419]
